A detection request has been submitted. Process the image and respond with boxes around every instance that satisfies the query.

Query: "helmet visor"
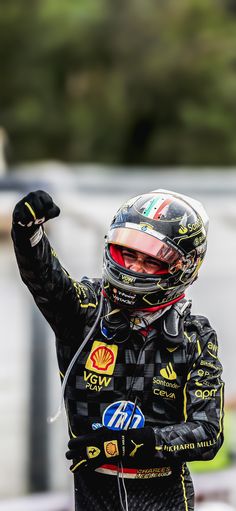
[108,227,182,265]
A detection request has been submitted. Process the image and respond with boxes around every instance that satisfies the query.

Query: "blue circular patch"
[102,400,145,431]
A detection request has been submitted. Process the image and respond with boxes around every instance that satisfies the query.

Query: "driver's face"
[121,248,168,274]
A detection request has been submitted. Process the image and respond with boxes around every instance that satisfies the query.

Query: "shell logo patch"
[104,440,119,458]
[85,341,118,375]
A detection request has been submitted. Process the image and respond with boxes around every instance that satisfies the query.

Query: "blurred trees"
[1,0,236,165]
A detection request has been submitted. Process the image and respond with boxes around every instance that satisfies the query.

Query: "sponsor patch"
[85,341,118,375]
[87,446,101,459]
[129,440,144,457]
[153,388,176,400]
[92,423,103,430]
[136,467,172,478]
[84,371,112,392]
[103,401,145,431]
[207,341,218,359]
[104,440,119,458]
[95,465,172,479]
[195,388,217,399]
[160,363,177,380]
[121,274,136,284]
[153,377,180,389]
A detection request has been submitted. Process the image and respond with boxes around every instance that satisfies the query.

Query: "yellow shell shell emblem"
[85,341,118,375]
[104,440,119,458]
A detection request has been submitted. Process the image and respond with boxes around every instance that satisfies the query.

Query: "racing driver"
[12,188,224,511]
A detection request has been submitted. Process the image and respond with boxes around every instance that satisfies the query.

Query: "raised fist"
[13,190,60,228]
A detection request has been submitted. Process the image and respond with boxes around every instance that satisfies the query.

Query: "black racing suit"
[12,227,224,511]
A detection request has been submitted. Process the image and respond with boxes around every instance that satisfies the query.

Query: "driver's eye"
[123,251,136,260]
[146,259,159,266]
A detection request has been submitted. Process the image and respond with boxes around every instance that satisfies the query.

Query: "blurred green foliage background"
[1,0,236,165]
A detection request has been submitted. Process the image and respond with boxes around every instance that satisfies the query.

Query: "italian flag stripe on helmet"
[153,198,172,220]
[143,197,173,220]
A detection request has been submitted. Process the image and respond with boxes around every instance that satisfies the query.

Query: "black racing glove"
[13,190,60,228]
[66,426,155,473]
[12,190,60,246]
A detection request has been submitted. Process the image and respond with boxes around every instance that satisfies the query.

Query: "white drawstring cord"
[117,462,129,511]
[120,464,129,511]
[116,397,138,510]
[48,293,104,423]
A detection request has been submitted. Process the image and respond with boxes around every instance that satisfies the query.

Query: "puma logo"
[129,440,144,457]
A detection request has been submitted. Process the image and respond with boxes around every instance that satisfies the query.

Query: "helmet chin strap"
[130,306,171,330]
[136,294,185,312]
[100,292,183,342]
[100,304,131,343]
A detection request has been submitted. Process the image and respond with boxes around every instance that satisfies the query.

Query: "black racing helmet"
[102,189,208,310]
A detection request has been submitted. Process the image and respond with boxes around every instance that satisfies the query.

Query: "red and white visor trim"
[107,226,182,265]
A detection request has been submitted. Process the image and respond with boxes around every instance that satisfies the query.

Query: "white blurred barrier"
[193,467,236,507]
[0,492,71,511]
[196,503,236,511]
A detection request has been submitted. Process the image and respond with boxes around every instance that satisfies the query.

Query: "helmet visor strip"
[108,227,183,266]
